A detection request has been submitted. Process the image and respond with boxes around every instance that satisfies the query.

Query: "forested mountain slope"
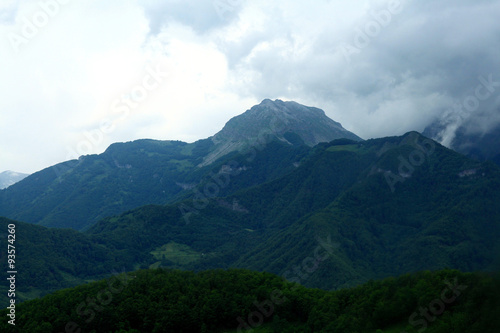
[2,132,499,309]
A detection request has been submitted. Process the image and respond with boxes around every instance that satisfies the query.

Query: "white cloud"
[1,0,500,173]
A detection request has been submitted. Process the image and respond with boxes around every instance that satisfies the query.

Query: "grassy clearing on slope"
[150,241,203,266]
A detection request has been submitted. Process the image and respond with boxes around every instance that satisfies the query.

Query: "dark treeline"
[1,268,499,333]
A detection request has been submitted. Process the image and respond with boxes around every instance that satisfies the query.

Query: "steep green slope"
[0,140,319,308]
[168,138,312,204]
[1,268,498,333]
[2,132,499,309]
[0,139,213,230]
[0,217,137,308]
[0,138,309,231]
[86,132,500,290]
[235,132,500,289]
[83,138,375,271]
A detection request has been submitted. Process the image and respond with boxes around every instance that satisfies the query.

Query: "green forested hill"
[0,99,359,231]
[85,132,500,290]
[0,268,498,333]
[0,137,308,231]
[0,217,139,306]
[0,139,211,230]
[1,132,499,310]
[234,133,500,289]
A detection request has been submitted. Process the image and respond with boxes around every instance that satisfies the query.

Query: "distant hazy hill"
[0,171,28,189]
[0,100,360,231]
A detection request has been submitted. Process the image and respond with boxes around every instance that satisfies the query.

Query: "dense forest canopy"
[1,268,499,333]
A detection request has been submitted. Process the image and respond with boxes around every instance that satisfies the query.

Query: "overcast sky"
[1,0,500,174]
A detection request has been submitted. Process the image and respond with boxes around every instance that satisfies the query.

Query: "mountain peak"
[251,99,328,120]
[201,99,362,166]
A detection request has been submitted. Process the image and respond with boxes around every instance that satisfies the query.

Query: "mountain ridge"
[0,99,361,231]
[3,131,499,308]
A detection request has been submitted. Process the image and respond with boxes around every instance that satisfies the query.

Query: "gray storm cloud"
[140,0,500,141]
[140,0,243,36]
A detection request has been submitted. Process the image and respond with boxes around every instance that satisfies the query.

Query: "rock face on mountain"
[201,99,362,165]
[0,170,29,189]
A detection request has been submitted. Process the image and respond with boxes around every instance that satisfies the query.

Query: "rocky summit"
[202,99,362,165]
